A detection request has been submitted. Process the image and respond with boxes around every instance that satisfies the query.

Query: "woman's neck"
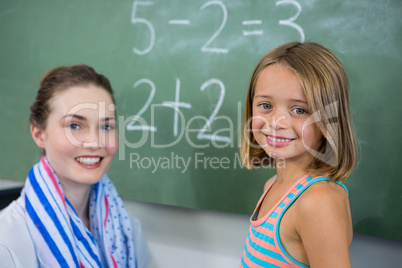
[60,181,92,229]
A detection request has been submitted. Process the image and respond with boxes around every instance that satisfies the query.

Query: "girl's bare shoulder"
[295,180,351,231]
[293,181,352,267]
[263,174,277,191]
[300,180,348,204]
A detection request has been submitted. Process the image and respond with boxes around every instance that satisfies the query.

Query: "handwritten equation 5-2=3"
[131,0,305,55]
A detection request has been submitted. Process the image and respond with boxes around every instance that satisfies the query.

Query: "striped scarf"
[23,157,137,268]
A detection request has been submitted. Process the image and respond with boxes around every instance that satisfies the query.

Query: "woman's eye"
[68,123,80,130]
[293,108,306,115]
[260,103,272,110]
[101,125,115,131]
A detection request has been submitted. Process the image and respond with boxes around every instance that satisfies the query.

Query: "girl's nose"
[267,109,288,131]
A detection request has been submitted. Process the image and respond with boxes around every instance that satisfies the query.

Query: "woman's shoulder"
[0,196,26,230]
[129,214,152,268]
[0,197,38,268]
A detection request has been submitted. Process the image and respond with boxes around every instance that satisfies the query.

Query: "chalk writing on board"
[242,20,263,36]
[131,1,155,55]
[131,0,305,55]
[276,0,305,42]
[126,79,157,132]
[162,79,192,137]
[126,78,231,144]
[197,79,230,143]
[128,0,305,145]
[200,1,229,54]
[168,20,190,25]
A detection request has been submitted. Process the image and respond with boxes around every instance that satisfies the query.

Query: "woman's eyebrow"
[101,117,116,122]
[61,114,86,121]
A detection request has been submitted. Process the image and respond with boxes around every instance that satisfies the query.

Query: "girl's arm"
[296,182,353,268]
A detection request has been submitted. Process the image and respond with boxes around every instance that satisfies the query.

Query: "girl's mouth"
[266,135,294,147]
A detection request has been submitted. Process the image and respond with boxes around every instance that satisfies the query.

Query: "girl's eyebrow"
[254,95,307,104]
[254,94,271,99]
[290,98,308,104]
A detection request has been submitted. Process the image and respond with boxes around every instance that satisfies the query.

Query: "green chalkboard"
[0,0,401,240]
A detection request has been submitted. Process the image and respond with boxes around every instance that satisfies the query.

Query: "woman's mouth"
[74,157,103,168]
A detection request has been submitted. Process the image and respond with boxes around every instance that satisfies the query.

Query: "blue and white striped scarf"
[23,157,137,268]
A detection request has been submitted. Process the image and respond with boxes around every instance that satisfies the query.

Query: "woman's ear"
[31,125,46,148]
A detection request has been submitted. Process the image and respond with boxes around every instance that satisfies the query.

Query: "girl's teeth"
[75,157,101,165]
[269,136,292,142]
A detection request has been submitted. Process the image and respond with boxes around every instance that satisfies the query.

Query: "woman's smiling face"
[31,84,118,186]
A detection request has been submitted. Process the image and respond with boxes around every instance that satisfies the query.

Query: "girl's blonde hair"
[241,42,357,181]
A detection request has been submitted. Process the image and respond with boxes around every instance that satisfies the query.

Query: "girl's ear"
[31,125,46,148]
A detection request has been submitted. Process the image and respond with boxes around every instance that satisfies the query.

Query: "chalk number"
[131,1,155,55]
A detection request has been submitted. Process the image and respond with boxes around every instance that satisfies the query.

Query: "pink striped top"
[240,174,348,268]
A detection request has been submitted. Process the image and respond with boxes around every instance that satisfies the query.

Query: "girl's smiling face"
[31,84,118,186]
[251,63,323,167]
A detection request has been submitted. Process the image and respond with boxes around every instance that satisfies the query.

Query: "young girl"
[0,65,150,268]
[240,42,357,268]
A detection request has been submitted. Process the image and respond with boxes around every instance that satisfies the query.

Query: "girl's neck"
[60,181,92,229]
[275,159,309,184]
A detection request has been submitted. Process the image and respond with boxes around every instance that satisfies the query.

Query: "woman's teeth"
[75,157,101,165]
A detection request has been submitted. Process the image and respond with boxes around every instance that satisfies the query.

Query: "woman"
[0,65,150,268]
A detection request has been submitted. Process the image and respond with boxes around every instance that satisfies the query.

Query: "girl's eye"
[293,108,307,115]
[68,123,80,130]
[260,103,272,110]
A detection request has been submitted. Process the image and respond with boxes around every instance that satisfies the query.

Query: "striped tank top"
[240,174,348,268]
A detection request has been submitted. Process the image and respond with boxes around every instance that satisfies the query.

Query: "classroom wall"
[124,199,402,268]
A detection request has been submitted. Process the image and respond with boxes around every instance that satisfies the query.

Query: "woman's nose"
[82,129,102,149]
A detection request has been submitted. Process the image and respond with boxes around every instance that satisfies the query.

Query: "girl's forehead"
[253,64,305,101]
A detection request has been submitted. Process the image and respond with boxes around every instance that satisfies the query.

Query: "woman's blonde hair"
[241,42,357,181]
